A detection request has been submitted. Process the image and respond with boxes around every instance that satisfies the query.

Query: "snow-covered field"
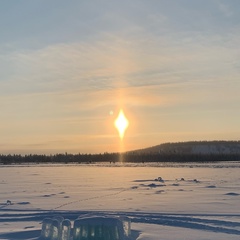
[0,162,240,240]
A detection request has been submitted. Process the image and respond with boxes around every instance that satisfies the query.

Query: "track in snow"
[0,209,240,239]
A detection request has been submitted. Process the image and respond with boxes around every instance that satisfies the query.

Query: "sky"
[0,0,240,154]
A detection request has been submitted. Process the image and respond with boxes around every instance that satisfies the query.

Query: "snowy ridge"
[132,141,240,154]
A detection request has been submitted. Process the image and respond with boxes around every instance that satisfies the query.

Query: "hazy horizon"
[1,1,240,154]
[0,139,239,155]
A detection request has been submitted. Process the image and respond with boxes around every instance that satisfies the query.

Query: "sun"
[114,109,129,140]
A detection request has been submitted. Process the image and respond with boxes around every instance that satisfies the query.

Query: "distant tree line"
[0,152,240,165]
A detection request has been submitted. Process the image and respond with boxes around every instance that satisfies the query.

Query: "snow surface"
[0,162,240,239]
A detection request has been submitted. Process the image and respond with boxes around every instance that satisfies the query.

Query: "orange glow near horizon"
[114,109,129,140]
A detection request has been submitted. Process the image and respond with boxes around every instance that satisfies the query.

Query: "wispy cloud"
[2,28,240,94]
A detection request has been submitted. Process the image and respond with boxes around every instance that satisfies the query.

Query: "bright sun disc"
[114,110,129,139]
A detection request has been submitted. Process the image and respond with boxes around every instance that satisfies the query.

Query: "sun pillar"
[114,109,129,162]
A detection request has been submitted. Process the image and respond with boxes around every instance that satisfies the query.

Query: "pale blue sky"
[0,0,240,154]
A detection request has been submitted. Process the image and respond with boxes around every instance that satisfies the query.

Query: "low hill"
[130,141,240,155]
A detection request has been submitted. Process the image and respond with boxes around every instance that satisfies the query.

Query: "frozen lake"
[0,162,240,239]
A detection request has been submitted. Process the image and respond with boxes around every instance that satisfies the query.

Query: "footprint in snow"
[155,190,165,194]
[24,226,35,229]
[225,192,240,196]
[17,202,30,205]
[41,194,55,197]
[147,183,165,188]
[206,185,216,188]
